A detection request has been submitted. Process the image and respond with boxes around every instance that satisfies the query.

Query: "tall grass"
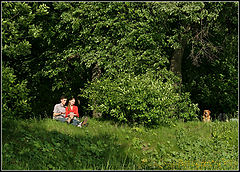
[2,117,238,170]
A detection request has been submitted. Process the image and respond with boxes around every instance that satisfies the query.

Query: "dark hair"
[60,95,67,100]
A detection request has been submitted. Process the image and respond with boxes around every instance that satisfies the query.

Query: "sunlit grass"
[2,117,238,170]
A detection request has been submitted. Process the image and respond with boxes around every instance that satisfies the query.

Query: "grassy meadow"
[2,117,239,170]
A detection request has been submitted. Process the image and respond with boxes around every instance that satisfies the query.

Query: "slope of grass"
[2,117,238,170]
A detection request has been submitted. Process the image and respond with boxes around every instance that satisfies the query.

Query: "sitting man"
[53,95,68,122]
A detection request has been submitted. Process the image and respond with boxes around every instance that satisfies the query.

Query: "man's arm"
[53,104,64,117]
[53,112,64,117]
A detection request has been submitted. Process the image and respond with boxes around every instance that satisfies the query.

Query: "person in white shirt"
[53,95,67,122]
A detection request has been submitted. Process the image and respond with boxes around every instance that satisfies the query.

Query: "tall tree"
[155,2,230,79]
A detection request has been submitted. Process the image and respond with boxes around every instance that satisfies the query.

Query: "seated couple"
[53,95,86,127]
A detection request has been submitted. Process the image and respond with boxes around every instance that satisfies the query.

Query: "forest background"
[2,1,238,126]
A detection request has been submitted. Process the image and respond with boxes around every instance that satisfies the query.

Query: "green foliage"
[2,64,32,118]
[83,70,199,126]
[2,1,237,123]
[2,2,44,60]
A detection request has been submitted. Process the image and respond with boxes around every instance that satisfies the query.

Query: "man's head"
[60,95,67,105]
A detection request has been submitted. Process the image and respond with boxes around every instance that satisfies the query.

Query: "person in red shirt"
[65,97,79,124]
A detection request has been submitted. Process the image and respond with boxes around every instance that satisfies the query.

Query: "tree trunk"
[170,39,187,96]
[91,62,102,118]
[91,62,101,81]
[170,40,186,79]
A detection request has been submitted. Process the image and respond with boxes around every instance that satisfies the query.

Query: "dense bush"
[83,70,199,126]
[2,64,32,118]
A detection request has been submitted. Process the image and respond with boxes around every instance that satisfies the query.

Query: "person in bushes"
[65,97,82,127]
[53,95,68,122]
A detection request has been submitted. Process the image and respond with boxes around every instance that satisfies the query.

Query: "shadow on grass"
[2,118,137,170]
